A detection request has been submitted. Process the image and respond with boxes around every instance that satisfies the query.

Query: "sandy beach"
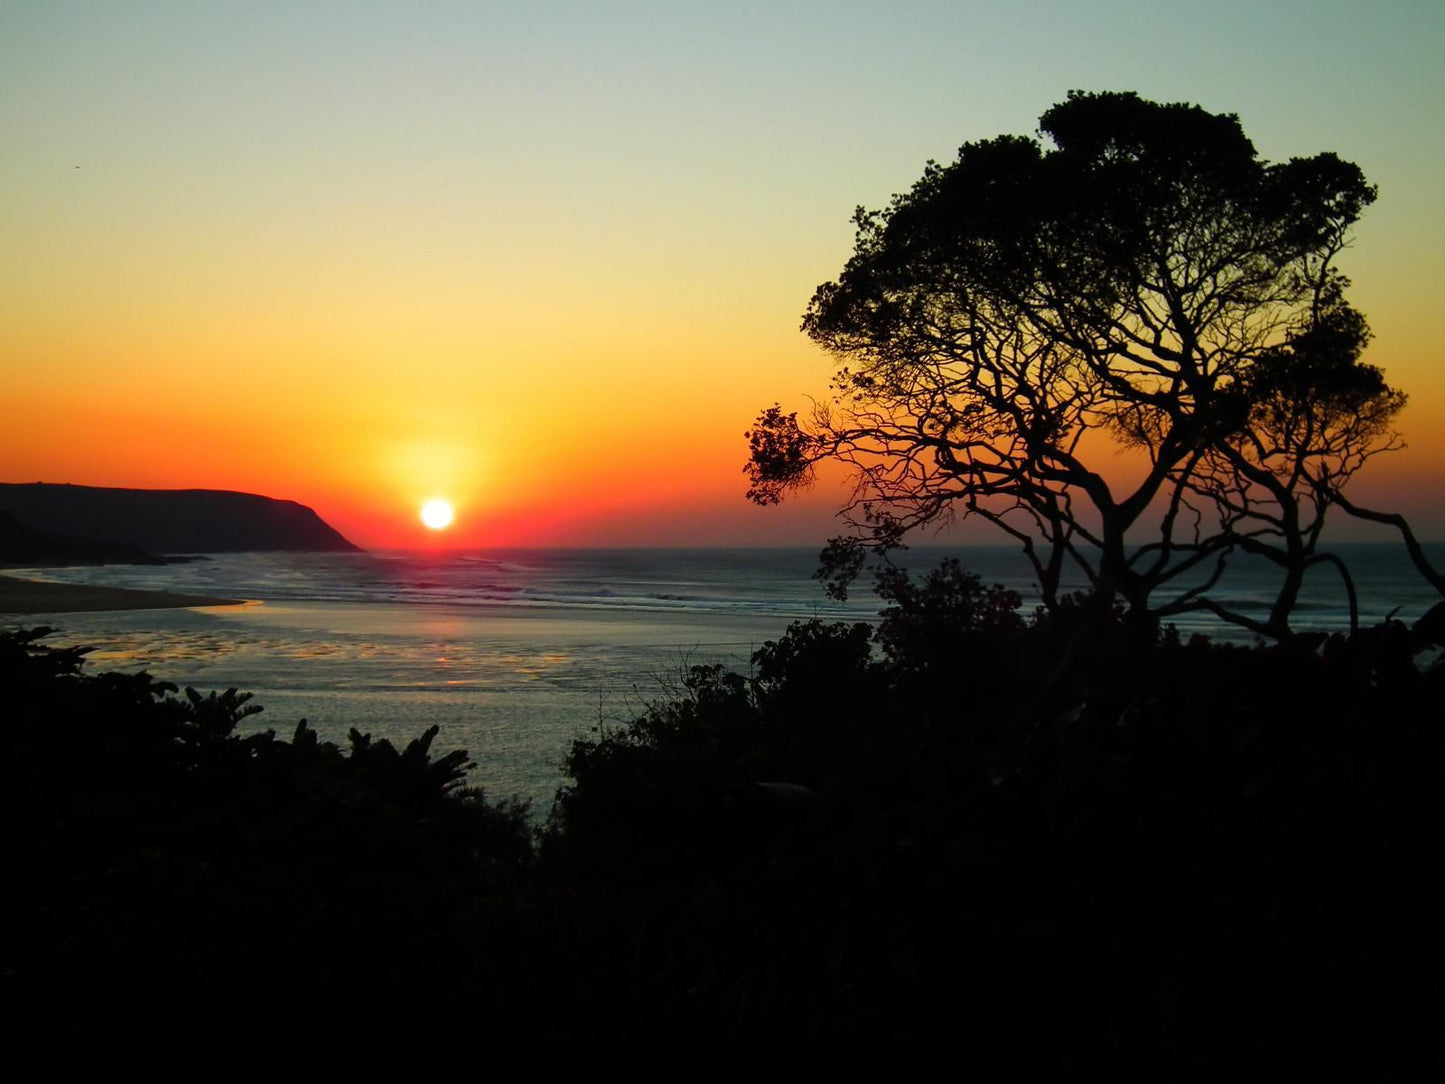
[0,573,244,615]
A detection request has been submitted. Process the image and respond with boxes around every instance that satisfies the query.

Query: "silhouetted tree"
[747,92,1401,632]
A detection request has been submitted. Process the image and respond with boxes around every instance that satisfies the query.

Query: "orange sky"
[3,4,1441,548]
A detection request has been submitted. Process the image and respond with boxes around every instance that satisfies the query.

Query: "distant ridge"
[0,483,361,555]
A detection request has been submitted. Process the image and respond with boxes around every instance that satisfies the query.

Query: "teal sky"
[3,2,1442,544]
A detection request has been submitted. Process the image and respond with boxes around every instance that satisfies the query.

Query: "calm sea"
[7,544,1441,814]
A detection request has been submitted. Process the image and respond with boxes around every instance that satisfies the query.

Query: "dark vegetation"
[7,570,1445,1036]
[2,627,534,1035]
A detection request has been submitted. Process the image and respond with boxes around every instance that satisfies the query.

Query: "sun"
[420,498,454,530]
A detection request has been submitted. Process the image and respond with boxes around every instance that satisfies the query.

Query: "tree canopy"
[747,91,1406,635]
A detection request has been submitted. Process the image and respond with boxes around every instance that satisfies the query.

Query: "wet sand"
[0,574,243,614]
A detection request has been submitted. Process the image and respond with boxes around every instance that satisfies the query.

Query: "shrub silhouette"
[0,627,534,1035]
[543,566,1445,1034]
[8,576,1445,1037]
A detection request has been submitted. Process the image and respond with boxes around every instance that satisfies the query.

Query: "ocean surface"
[7,544,1441,815]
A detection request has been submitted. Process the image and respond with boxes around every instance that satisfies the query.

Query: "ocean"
[7,544,1441,815]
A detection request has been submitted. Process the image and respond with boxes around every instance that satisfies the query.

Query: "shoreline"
[0,574,245,615]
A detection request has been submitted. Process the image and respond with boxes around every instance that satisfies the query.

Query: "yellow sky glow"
[3,4,1442,547]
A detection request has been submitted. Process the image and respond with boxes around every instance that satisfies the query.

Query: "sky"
[3,1,1442,548]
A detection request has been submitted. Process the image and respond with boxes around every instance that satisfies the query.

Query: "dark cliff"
[0,484,361,555]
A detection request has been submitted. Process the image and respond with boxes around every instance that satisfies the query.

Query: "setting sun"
[420,498,454,530]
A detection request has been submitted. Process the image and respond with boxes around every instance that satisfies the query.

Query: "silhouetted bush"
[0,627,535,1036]
[7,568,1444,1036]
[542,563,1445,1035]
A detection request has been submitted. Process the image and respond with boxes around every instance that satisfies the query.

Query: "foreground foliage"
[1,628,534,1034]
[5,575,1445,1035]
[544,568,1445,1034]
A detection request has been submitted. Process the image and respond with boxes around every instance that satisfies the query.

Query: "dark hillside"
[0,483,359,554]
[0,509,167,565]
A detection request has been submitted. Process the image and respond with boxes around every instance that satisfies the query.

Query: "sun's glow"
[420,498,454,530]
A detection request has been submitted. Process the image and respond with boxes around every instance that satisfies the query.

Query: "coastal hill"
[0,483,360,556]
[0,509,167,566]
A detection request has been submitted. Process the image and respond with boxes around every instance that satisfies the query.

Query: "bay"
[7,543,1440,815]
